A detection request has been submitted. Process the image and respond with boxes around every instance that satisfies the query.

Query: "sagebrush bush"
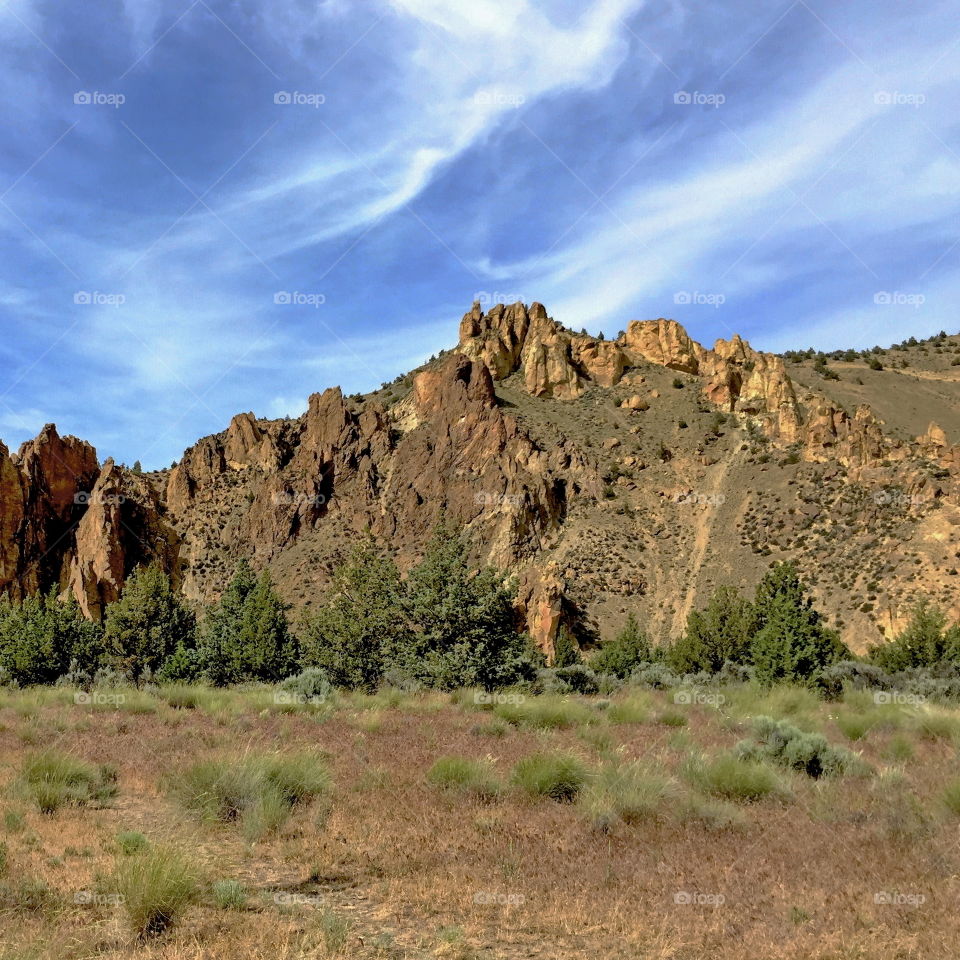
[427,756,501,801]
[280,668,332,704]
[116,831,149,855]
[511,752,589,802]
[736,716,867,778]
[114,846,198,938]
[22,751,117,814]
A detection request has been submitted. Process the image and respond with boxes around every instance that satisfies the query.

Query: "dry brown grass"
[0,685,958,958]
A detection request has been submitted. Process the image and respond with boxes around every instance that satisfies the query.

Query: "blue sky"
[1,0,958,468]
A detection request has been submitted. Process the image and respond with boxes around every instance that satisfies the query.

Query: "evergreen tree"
[0,589,104,685]
[398,523,538,690]
[867,601,954,671]
[668,586,757,674]
[551,627,583,667]
[103,563,195,684]
[298,542,407,690]
[591,614,653,678]
[750,563,848,686]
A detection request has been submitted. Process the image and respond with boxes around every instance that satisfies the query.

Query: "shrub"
[212,879,247,910]
[281,668,332,704]
[736,716,867,777]
[114,846,198,938]
[427,756,501,801]
[630,662,678,689]
[22,751,117,814]
[942,779,960,816]
[511,752,589,802]
[867,602,959,672]
[819,660,889,698]
[684,752,783,801]
[550,665,600,694]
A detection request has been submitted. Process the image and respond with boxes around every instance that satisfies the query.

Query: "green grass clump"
[212,878,247,910]
[883,735,914,762]
[318,907,352,955]
[158,686,203,710]
[835,712,877,741]
[2,810,25,833]
[116,831,149,855]
[913,711,960,742]
[657,709,687,728]
[684,752,783,802]
[174,753,332,839]
[494,697,596,730]
[22,751,117,814]
[736,716,868,778]
[941,778,960,816]
[114,847,198,938]
[606,697,649,724]
[427,756,502,801]
[579,762,671,829]
[511,752,589,803]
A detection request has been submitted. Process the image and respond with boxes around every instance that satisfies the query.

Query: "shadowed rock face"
[2,303,959,655]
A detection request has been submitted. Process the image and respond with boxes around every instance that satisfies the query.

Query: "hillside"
[1,303,958,655]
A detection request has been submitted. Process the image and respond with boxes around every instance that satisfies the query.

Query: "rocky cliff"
[2,302,959,654]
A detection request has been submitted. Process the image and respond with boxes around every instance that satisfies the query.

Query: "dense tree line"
[1,543,957,694]
[0,524,539,691]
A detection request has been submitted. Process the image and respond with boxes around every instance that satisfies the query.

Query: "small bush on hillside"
[630,663,678,689]
[113,846,198,938]
[536,665,600,694]
[736,716,867,777]
[22,751,117,814]
[116,831,149,855]
[427,756,501,801]
[511,752,589,802]
[281,668,333,704]
[819,660,889,698]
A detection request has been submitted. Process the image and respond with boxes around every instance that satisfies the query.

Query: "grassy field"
[1,683,959,958]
